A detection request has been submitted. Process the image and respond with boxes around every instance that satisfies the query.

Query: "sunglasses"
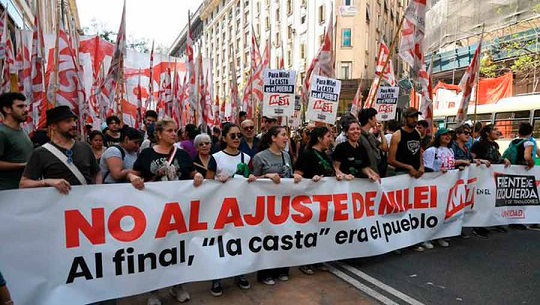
[243,126,255,131]
[229,133,243,140]
[198,142,211,147]
[461,131,470,135]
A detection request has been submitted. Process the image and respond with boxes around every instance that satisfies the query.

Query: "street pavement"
[335,228,540,305]
[118,267,378,305]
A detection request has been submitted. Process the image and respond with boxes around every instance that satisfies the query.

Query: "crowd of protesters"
[1,91,539,305]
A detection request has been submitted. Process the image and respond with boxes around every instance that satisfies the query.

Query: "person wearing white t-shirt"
[205,123,255,297]
[422,128,454,249]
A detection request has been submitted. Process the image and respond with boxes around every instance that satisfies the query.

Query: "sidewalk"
[118,267,378,305]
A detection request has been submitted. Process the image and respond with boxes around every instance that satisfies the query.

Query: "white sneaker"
[169,285,190,303]
[262,277,276,285]
[147,293,162,305]
[422,241,434,249]
[437,239,449,247]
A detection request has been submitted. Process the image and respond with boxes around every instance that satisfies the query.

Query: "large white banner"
[262,69,296,117]
[306,75,341,124]
[0,165,539,305]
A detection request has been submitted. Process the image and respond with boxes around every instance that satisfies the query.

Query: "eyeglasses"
[229,133,243,140]
[462,131,470,135]
[198,142,211,147]
[243,126,255,131]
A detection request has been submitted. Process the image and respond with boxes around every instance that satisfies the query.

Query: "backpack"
[103,145,126,182]
[502,138,536,165]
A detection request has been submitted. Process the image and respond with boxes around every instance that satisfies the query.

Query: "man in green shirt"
[0,92,33,190]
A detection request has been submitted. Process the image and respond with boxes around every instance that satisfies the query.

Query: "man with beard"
[0,93,34,190]
[388,107,426,252]
[20,106,101,194]
[388,107,425,178]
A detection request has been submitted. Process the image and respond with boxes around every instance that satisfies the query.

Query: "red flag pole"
[52,2,61,106]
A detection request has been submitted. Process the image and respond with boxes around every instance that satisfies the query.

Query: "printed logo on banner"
[494,173,540,207]
[306,75,341,124]
[375,86,399,121]
[445,177,477,220]
[501,209,525,219]
[263,69,296,117]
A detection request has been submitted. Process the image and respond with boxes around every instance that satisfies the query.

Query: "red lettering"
[65,208,105,248]
[155,202,187,239]
[312,100,333,113]
[429,186,437,208]
[332,194,349,221]
[414,186,430,209]
[351,193,365,219]
[365,192,376,216]
[214,197,244,229]
[378,192,398,215]
[189,200,208,232]
[313,194,333,222]
[269,95,290,106]
[108,206,146,242]
[267,196,290,225]
[244,196,265,226]
[291,195,313,224]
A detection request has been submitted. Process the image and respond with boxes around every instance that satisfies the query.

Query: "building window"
[300,43,306,59]
[344,0,353,5]
[276,8,280,21]
[342,28,352,47]
[288,26,293,40]
[366,4,371,23]
[301,15,306,24]
[318,5,325,24]
[287,50,292,66]
[276,32,281,46]
[266,17,270,29]
[341,62,352,79]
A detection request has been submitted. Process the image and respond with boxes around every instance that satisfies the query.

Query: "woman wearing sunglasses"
[205,123,253,296]
[99,126,142,184]
[252,125,294,285]
[192,133,212,177]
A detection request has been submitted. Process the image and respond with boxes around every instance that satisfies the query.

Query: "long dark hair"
[308,127,330,148]
[119,126,143,142]
[479,124,499,149]
[259,126,284,152]
[88,130,104,142]
[220,122,241,150]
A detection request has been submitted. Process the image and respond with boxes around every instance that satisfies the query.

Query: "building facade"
[169,0,406,115]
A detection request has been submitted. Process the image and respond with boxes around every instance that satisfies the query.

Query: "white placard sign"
[306,75,342,124]
[262,69,296,117]
[375,86,399,121]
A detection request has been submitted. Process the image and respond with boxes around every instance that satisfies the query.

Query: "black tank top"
[396,127,421,170]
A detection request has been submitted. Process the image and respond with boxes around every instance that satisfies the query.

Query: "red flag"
[214,94,220,126]
[1,27,15,92]
[230,47,240,124]
[279,45,285,69]
[98,0,126,120]
[31,14,48,129]
[301,11,334,106]
[0,9,7,60]
[147,40,154,110]
[456,34,483,125]
[156,68,172,118]
[419,62,434,133]
[135,69,143,129]
[375,41,396,86]
[242,29,263,119]
[350,79,363,116]
[185,13,197,118]
[399,0,426,76]
[171,67,182,127]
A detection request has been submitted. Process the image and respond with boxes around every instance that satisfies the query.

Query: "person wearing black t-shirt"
[294,126,335,180]
[332,120,379,181]
[128,118,203,305]
[103,115,122,147]
[388,107,425,178]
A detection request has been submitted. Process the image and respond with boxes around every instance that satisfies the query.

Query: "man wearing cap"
[20,105,101,193]
[388,107,425,178]
[0,92,34,190]
[257,116,278,139]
